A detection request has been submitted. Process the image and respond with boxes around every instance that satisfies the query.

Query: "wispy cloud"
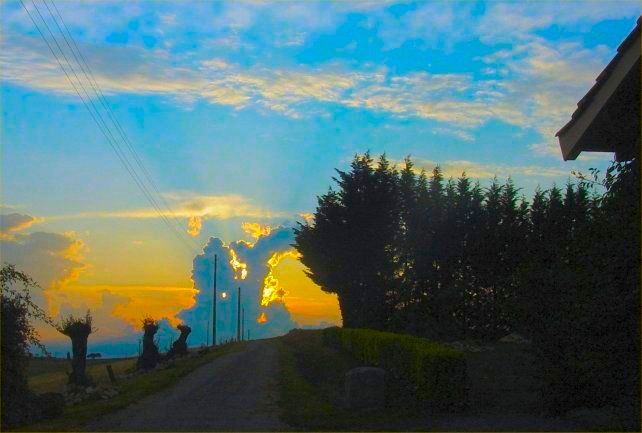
[2,0,639,158]
[0,33,498,125]
[393,158,568,180]
[45,193,286,221]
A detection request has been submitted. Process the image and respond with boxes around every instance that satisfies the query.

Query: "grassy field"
[28,357,137,394]
[17,343,246,432]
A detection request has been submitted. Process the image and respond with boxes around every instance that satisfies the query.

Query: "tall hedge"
[323,327,467,410]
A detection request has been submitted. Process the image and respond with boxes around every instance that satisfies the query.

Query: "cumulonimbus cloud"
[179,226,299,345]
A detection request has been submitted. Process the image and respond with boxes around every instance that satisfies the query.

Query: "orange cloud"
[187,216,203,236]
[241,222,273,241]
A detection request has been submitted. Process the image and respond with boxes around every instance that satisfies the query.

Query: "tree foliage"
[295,153,640,415]
[0,264,54,428]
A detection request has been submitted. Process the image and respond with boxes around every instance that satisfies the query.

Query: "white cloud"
[2,0,639,159]
[476,1,641,43]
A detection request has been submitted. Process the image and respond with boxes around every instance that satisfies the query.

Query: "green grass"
[16,343,245,432]
[28,357,137,394]
[277,329,427,431]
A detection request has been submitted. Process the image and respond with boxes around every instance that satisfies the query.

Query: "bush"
[323,327,467,410]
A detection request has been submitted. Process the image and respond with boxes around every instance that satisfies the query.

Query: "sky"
[1,0,640,356]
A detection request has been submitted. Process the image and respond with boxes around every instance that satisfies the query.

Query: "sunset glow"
[1,0,637,357]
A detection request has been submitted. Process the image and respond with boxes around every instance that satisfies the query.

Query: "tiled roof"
[556,16,641,137]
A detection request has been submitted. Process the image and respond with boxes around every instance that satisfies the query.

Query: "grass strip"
[16,343,245,432]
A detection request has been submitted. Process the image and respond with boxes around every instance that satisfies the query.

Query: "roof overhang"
[557,18,641,161]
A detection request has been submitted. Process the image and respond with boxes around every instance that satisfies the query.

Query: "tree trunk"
[138,324,160,369]
[69,333,91,386]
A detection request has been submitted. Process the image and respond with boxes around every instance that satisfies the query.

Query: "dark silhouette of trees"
[167,324,191,357]
[138,317,160,369]
[296,153,401,330]
[1,264,55,428]
[295,152,640,416]
[57,311,95,386]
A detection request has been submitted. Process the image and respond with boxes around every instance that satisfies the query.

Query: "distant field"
[28,357,137,393]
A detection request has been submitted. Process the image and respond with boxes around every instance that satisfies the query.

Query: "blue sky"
[1,0,640,351]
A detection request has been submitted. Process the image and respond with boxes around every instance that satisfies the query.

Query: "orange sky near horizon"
[272,254,342,327]
[37,247,341,342]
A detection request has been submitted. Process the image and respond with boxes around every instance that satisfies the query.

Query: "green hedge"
[323,327,467,410]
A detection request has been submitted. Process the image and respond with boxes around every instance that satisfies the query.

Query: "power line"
[20,0,202,256]
[44,0,201,252]
[36,0,200,254]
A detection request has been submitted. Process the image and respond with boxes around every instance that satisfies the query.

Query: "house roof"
[556,16,641,161]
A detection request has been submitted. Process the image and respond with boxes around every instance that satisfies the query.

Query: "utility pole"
[212,254,217,347]
[206,317,210,346]
[241,307,245,341]
[236,286,241,342]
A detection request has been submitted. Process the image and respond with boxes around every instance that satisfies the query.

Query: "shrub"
[323,327,467,410]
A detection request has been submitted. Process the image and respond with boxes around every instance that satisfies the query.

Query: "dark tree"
[138,317,160,369]
[167,324,191,357]
[296,152,639,419]
[1,264,54,428]
[57,311,95,386]
[295,153,400,330]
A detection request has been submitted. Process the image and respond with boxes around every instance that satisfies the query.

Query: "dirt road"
[87,339,286,432]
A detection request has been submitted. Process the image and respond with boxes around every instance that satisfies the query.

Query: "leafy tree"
[1,264,54,428]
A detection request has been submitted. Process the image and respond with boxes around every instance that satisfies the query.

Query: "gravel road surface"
[86,339,286,432]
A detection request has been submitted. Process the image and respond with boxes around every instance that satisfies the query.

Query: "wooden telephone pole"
[212,254,217,346]
[241,307,245,341]
[236,286,241,342]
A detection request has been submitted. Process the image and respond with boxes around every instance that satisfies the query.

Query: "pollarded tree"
[57,311,95,386]
[138,317,160,369]
[167,324,191,357]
